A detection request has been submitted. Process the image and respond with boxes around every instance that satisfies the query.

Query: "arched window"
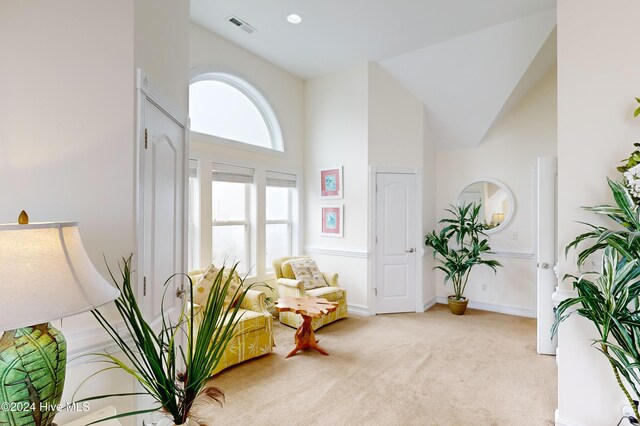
[189,72,283,151]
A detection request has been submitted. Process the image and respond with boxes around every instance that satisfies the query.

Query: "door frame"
[134,69,189,424]
[135,69,189,302]
[369,166,424,315]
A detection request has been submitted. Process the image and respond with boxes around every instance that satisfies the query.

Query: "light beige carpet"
[196,304,557,425]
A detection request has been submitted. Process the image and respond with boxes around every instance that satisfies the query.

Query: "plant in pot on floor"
[425,202,502,315]
[75,256,258,425]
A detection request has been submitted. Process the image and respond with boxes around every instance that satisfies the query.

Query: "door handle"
[176,287,186,299]
[537,262,550,270]
[406,248,415,253]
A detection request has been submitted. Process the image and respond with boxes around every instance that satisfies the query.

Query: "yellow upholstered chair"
[273,255,348,330]
[188,269,274,376]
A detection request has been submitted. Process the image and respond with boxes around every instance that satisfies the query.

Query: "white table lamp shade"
[0,222,120,331]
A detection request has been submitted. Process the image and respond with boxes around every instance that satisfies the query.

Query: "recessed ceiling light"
[287,14,302,24]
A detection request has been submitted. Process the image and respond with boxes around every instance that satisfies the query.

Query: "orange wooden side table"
[275,296,339,358]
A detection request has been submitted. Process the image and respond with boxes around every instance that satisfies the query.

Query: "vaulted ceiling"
[190,0,557,149]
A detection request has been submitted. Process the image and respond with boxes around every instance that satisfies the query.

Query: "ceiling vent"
[227,15,256,34]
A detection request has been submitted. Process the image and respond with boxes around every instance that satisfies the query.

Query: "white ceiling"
[381,9,556,149]
[190,0,557,149]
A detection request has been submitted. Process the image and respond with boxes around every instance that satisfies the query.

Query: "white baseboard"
[348,303,371,316]
[435,296,535,318]
[555,410,583,426]
[423,297,437,311]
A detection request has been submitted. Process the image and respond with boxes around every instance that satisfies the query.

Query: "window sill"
[190,131,286,158]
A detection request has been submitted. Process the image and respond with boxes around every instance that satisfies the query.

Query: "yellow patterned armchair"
[188,269,274,376]
[273,256,348,330]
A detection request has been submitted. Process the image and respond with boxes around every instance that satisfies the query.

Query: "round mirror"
[457,179,514,233]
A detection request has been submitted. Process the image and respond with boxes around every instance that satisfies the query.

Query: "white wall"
[0,1,189,424]
[0,2,136,423]
[135,0,190,112]
[305,62,431,312]
[368,63,424,168]
[556,1,640,424]
[423,110,438,307]
[304,64,370,309]
[435,67,557,316]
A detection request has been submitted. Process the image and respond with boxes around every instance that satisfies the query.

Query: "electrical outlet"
[511,231,518,241]
[481,283,487,292]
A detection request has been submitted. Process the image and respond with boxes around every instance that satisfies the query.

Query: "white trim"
[304,245,369,258]
[436,297,535,318]
[423,297,437,311]
[348,303,372,316]
[137,71,188,127]
[555,410,583,426]
[64,321,132,359]
[455,177,516,235]
[488,250,535,259]
[189,67,284,152]
[191,131,286,158]
[370,166,422,174]
[552,288,578,307]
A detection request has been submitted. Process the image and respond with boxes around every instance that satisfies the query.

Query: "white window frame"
[189,68,284,153]
[211,166,253,275]
[189,151,300,284]
[265,186,293,274]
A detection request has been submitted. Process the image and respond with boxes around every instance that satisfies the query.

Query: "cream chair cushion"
[193,264,241,307]
[284,258,327,290]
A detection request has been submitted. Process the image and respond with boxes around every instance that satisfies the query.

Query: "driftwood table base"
[276,296,339,358]
[286,314,329,358]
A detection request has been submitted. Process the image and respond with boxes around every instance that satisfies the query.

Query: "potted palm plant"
[425,202,502,315]
[76,256,258,425]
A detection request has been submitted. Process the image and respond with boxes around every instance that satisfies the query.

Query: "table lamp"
[0,211,120,426]
[491,212,505,225]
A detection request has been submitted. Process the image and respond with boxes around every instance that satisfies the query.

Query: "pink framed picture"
[321,205,343,237]
[321,167,343,199]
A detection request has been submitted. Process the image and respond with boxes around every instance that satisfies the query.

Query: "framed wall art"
[321,205,343,237]
[321,166,343,199]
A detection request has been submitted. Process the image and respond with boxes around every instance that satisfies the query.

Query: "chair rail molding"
[304,245,370,259]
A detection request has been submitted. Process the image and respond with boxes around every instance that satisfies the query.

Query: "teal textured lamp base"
[0,323,66,426]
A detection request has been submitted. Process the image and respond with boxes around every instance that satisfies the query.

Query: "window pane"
[189,80,271,148]
[266,223,290,269]
[266,186,289,221]
[212,181,247,221]
[212,225,247,273]
[188,176,198,270]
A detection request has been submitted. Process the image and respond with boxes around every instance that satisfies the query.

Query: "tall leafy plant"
[425,203,502,300]
[77,256,257,425]
[553,248,640,422]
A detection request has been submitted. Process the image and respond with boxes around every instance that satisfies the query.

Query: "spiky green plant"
[553,248,640,421]
[425,202,502,300]
[565,178,640,264]
[76,256,258,425]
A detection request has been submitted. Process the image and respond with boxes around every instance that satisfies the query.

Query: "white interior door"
[375,173,417,314]
[537,157,558,355]
[137,78,187,424]
[142,98,185,322]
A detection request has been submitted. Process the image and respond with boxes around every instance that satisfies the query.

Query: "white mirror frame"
[455,177,515,235]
